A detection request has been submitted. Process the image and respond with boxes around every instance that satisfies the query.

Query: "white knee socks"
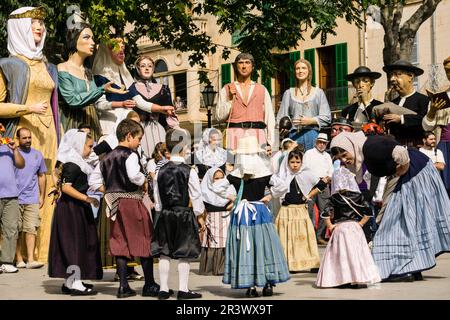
[158,256,171,292]
[178,259,190,292]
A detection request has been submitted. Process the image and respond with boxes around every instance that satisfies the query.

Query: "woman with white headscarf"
[48,130,102,295]
[330,131,450,282]
[93,39,137,136]
[194,128,229,179]
[223,135,290,297]
[270,146,327,272]
[199,167,236,276]
[0,7,61,263]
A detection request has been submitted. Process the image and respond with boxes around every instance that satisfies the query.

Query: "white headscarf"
[195,128,227,167]
[270,153,320,200]
[329,131,367,183]
[230,153,273,179]
[92,43,134,88]
[7,7,46,60]
[201,167,236,207]
[57,129,92,175]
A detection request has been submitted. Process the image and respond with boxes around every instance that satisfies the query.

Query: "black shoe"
[70,287,98,296]
[262,284,273,296]
[413,272,423,281]
[382,273,414,283]
[117,286,137,298]
[158,290,174,300]
[177,290,202,300]
[245,288,259,298]
[142,283,160,297]
[62,283,94,295]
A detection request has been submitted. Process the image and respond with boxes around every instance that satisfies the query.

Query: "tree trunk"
[380,0,442,66]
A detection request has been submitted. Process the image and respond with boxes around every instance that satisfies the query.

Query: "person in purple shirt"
[14,128,46,269]
[0,122,25,274]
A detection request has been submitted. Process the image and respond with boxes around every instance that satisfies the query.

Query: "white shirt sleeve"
[88,163,104,191]
[153,172,162,211]
[94,94,113,111]
[437,149,446,164]
[264,87,276,147]
[132,94,153,113]
[188,168,205,216]
[215,86,232,121]
[147,159,157,174]
[125,152,146,186]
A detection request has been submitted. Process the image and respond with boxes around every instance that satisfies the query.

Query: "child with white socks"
[152,128,206,299]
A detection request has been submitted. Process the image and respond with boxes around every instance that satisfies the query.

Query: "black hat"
[279,116,293,131]
[331,117,353,128]
[382,60,424,76]
[346,66,381,82]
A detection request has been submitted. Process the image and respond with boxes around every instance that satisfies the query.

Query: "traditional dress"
[0,8,60,263]
[384,91,429,146]
[331,132,450,280]
[48,131,102,280]
[194,128,230,179]
[93,43,135,136]
[276,87,331,151]
[341,99,383,126]
[223,152,290,289]
[129,79,176,157]
[270,156,325,272]
[217,81,275,150]
[315,166,381,288]
[58,71,105,141]
[99,146,152,259]
[199,167,235,275]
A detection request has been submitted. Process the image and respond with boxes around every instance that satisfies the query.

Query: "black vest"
[100,146,141,193]
[157,161,191,208]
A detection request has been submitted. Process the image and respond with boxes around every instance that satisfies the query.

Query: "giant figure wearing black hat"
[382,60,429,146]
[341,66,383,127]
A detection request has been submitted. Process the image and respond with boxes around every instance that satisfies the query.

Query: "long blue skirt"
[223,201,290,289]
[372,161,450,279]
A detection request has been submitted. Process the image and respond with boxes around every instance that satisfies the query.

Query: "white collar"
[170,155,186,164]
[400,90,416,99]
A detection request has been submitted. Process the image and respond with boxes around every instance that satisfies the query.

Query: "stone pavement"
[1,247,450,300]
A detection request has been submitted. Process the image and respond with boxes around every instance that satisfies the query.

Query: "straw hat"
[316,133,329,143]
[234,135,265,154]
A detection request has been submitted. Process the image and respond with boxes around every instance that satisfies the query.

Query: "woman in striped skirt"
[330,132,450,282]
[199,167,236,275]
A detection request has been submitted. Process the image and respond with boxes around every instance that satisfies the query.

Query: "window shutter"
[304,48,316,87]
[221,63,231,88]
[289,51,301,87]
[335,43,348,108]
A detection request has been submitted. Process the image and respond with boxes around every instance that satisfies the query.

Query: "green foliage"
[0,0,369,82]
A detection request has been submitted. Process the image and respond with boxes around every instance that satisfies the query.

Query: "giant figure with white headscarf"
[0,7,61,263]
[92,39,137,136]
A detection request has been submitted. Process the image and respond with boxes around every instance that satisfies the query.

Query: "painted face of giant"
[76,28,95,57]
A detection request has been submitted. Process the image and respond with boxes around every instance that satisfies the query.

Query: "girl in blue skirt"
[223,136,290,297]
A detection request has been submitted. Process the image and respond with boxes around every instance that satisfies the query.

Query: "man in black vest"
[382,60,429,147]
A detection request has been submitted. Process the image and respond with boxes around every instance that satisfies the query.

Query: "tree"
[0,0,367,82]
[377,0,443,66]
